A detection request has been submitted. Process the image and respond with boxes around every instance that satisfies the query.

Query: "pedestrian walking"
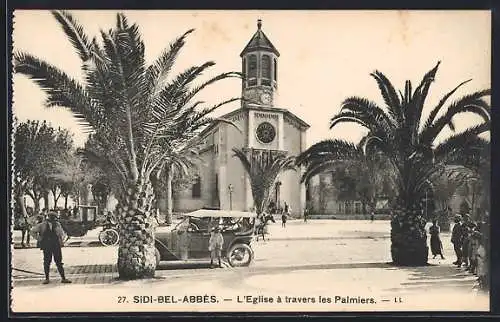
[370,211,375,222]
[461,214,473,268]
[451,215,464,267]
[209,226,224,268]
[429,219,445,259]
[281,212,287,228]
[30,212,72,284]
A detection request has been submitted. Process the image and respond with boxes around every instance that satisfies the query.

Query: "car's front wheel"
[227,243,254,267]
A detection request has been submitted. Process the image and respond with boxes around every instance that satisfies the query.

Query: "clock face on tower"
[260,93,272,105]
[256,122,276,144]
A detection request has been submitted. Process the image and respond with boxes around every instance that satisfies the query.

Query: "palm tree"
[14,10,240,279]
[296,62,490,266]
[232,148,296,217]
[152,145,199,225]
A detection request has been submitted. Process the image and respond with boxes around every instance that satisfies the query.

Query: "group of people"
[267,201,292,227]
[430,213,488,289]
[451,213,488,288]
[16,207,65,248]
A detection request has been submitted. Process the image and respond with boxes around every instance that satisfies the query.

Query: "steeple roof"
[240,19,280,57]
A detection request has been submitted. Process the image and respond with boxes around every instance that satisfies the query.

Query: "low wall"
[308,214,392,220]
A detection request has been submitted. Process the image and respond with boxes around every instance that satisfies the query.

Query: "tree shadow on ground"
[384,264,479,292]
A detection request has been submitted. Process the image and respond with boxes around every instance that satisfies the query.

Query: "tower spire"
[257,19,262,30]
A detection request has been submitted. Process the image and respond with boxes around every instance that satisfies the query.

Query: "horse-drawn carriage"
[59,205,119,247]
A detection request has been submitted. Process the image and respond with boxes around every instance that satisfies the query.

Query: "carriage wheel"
[98,228,119,246]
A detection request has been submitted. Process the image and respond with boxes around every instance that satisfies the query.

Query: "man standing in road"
[30,212,72,284]
[451,215,464,267]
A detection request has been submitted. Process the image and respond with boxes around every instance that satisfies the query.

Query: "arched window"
[262,55,271,79]
[248,55,257,79]
[273,58,278,81]
[192,175,201,198]
[242,58,246,78]
[261,55,271,86]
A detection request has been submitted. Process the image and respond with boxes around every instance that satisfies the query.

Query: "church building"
[172,19,310,216]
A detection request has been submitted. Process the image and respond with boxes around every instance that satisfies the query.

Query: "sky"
[12,10,491,148]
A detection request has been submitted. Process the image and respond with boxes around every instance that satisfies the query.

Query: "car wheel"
[227,243,254,267]
[155,247,161,267]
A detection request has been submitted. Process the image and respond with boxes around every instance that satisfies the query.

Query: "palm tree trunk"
[64,195,69,210]
[165,166,173,225]
[390,202,429,266]
[116,179,157,279]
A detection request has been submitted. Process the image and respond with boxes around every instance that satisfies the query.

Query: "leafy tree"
[13,119,73,215]
[232,148,296,217]
[297,62,490,266]
[43,127,74,208]
[14,10,240,279]
[48,152,102,208]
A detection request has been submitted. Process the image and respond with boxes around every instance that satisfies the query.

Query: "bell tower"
[240,19,280,107]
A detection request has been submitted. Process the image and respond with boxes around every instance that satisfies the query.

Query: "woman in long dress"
[429,219,445,259]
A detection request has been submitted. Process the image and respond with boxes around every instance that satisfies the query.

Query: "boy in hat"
[31,212,71,284]
[209,226,224,268]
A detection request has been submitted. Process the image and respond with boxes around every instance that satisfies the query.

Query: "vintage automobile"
[154,209,257,267]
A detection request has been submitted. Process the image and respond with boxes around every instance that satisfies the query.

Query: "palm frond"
[301,159,356,183]
[419,90,491,145]
[370,70,401,124]
[14,52,98,130]
[421,79,472,131]
[332,98,396,143]
[232,148,252,174]
[146,29,195,98]
[296,139,362,167]
[409,61,441,144]
[51,10,92,61]
[433,123,490,162]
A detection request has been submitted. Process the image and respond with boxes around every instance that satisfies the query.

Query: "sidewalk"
[11,262,488,312]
